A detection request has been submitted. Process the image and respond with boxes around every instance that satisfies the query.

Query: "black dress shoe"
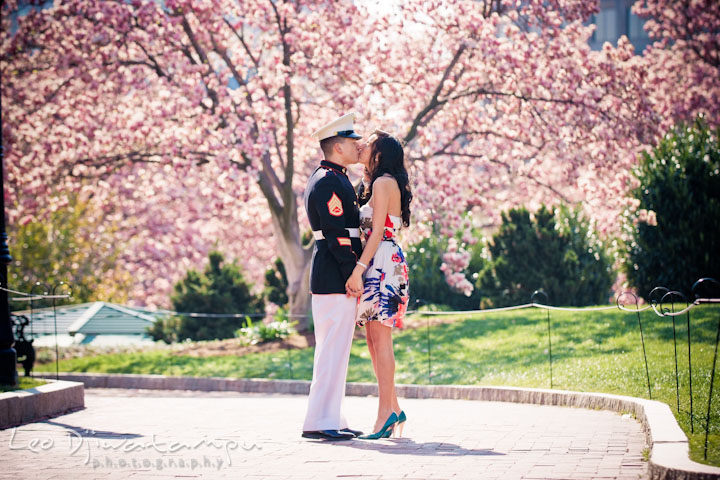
[339,427,363,437]
[301,430,354,440]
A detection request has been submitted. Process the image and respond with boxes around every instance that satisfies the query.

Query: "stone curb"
[43,372,719,480]
[0,379,85,430]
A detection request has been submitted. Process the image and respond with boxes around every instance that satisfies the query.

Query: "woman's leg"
[365,327,379,380]
[366,328,400,418]
[365,321,398,432]
[391,383,401,414]
[372,325,401,413]
[367,325,401,413]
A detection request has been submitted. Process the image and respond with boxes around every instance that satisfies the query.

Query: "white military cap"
[311,112,362,141]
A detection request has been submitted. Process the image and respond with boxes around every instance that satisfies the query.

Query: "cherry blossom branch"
[256,165,284,217]
[132,41,173,81]
[179,14,219,115]
[678,0,719,68]
[219,15,288,176]
[442,151,571,202]
[23,76,74,117]
[224,18,261,69]
[260,152,285,199]
[208,31,253,107]
[404,43,467,144]
[273,2,296,210]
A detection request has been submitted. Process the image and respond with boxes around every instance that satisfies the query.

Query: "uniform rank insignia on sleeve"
[337,237,351,247]
[327,193,344,217]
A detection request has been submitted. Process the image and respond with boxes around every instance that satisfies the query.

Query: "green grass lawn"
[1,376,48,392]
[35,304,720,465]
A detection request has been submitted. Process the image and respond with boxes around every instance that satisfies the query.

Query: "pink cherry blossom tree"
[3,0,371,321]
[356,0,659,293]
[3,0,717,319]
[633,0,720,129]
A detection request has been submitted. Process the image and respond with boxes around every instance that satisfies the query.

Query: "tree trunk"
[287,259,312,330]
[268,208,314,331]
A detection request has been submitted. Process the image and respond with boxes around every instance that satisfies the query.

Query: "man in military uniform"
[301,113,364,441]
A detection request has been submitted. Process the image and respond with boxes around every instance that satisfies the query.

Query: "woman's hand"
[363,167,371,184]
[345,270,364,297]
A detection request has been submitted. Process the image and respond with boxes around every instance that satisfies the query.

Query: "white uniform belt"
[313,228,360,240]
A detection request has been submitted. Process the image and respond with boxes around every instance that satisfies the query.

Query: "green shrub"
[146,315,183,344]
[147,251,264,342]
[263,258,288,307]
[236,317,297,346]
[478,205,614,307]
[624,117,720,298]
[405,234,485,310]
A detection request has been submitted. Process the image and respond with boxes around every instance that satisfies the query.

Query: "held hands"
[345,265,365,297]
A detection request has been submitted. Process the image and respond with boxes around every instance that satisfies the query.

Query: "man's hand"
[345,271,364,297]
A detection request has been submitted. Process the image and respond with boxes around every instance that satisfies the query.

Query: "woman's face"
[357,134,377,168]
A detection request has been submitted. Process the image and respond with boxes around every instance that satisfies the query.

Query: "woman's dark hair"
[363,130,413,227]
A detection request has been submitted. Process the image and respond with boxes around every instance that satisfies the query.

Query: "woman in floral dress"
[345,130,413,439]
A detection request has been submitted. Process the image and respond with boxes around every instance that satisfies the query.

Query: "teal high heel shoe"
[359,412,398,440]
[384,410,406,438]
[394,410,407,438]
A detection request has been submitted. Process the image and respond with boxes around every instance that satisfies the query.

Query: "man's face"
[357,134,376,168]
[342,137,360,164]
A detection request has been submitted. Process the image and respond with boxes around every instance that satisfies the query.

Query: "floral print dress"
[355,204,409,329]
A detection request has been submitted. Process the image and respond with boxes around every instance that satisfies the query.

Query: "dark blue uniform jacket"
[304,160,363,294]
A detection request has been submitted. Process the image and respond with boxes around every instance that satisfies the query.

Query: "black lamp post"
[0,94,18,387]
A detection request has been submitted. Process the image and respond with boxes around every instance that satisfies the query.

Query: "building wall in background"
[588,0,652,54]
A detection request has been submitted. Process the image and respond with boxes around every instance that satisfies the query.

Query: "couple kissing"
[301,113,413,441]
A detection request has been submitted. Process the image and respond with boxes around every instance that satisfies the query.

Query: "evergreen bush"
[148,251,264,342]
[478,205,614,307]
[624,117,720,298]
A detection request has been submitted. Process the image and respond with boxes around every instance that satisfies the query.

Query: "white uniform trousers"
[302,294,357,431]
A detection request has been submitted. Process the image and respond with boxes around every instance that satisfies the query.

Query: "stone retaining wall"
[0,380,84,429]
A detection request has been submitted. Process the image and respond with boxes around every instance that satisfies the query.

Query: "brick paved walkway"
[2,388,648,480]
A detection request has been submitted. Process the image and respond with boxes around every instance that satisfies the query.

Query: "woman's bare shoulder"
[373,175,399,190]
